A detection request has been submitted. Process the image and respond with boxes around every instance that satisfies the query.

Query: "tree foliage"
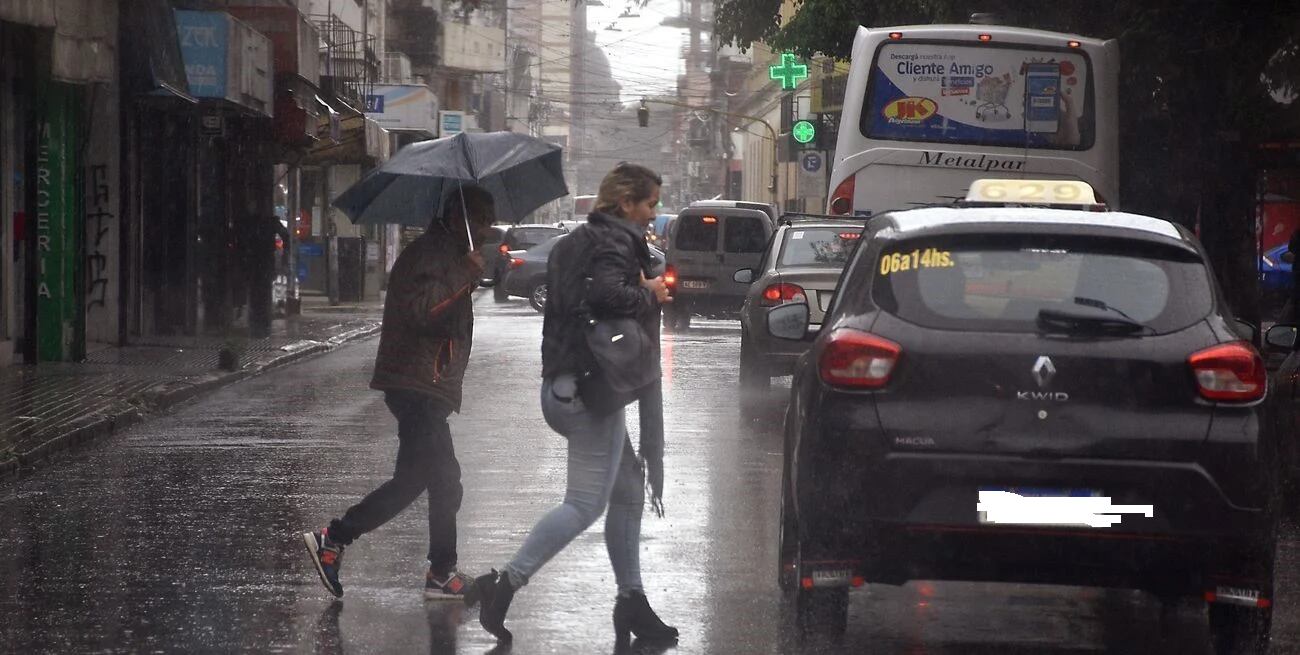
[715,0,1300,320]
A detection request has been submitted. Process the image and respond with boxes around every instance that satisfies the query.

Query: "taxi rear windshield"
[779,228,862,268]
[870,235,1212,334]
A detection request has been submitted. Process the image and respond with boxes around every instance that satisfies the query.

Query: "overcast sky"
[587,0,686,102]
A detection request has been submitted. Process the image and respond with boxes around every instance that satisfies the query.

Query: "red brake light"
[829,176,855,215]
[978,34,992,42]
[819,329,901,389]
[702,216,718,224]
[888,32,903,40]
[663,265,677,288]
[1067,40,1082,48]
[1188,341,1265,402]
[499,244,510,254]
[838,232,861,240]
[760,283,806,307]
[509,257,525,268]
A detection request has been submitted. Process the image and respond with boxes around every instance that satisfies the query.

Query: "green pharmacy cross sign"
[792,119,816,144]
[769,53,809,90]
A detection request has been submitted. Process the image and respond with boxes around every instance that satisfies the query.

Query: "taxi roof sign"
[964,179,1100,208]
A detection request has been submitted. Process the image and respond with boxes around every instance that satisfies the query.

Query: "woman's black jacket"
[541,211,659,379]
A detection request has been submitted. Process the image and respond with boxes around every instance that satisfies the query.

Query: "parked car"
[489,224,568,302]
[1264,323,1300,511]
[734,218,865,392]
[477,225,507,283]
[662,203,775,330]
[769,181,1276,653]
[1261,243,1291,291]
[500,235,565,311]
[648,213,676,251]
[500,237,664,313]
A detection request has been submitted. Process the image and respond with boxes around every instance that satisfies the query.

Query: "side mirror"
[733,268,755,284]
[767,302,810,341]
[1265,325,1298,352]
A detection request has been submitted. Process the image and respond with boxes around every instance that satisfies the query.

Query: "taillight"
[760,283,806,307]
[663,265,677,288]
[509,258,525,269]
[819,329,901,389]
[1188,341,1265,402]
[829,176,855,215]
[499,244,510,254]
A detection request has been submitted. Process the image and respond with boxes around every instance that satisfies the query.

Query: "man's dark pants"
[327,389,462,573]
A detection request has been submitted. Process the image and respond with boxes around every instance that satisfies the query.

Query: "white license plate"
[810,568,852,586]
[680,280,709,289]
[977,487,1108,527]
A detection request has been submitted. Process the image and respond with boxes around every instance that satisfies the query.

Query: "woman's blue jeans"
[505,375,645,594]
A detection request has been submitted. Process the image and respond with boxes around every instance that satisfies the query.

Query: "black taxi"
[766,180,1277,654]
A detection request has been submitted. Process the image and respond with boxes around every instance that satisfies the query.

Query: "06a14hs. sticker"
[879,248,953,276]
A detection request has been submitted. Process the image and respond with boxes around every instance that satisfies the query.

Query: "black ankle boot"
[476,569,516,643]
[613,591,679,649]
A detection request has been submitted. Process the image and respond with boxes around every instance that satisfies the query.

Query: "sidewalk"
[0,296,384,479]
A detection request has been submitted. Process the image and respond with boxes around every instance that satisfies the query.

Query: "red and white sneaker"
[425,569,479,605]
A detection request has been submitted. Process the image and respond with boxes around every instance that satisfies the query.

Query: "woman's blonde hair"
[594,163,662,216]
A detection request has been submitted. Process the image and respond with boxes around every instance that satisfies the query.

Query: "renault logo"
[1032,356,1056,388]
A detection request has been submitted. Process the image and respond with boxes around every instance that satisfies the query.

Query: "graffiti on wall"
[86,164,112,311]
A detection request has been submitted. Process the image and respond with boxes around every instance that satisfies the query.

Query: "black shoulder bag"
[573,228,660,416]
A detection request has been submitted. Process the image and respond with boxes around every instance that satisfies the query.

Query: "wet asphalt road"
[2,290,1300,654]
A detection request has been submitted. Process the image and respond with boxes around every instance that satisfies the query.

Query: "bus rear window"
[862,42,1094,151]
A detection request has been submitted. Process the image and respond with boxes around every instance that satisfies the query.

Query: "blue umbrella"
[332,131,569,233]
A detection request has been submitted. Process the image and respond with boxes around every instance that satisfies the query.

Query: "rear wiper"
[1037,308,1150,335]
[1073,296,1140,323]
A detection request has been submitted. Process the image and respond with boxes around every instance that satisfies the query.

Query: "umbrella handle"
[458,182,475,253]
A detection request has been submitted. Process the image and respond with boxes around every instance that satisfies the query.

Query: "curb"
[1,322,381,481]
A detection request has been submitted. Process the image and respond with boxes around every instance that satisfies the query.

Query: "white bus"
[827,24,1119,217]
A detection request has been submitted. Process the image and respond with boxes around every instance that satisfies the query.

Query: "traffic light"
[637,100,649,127]
[817,112,840,150]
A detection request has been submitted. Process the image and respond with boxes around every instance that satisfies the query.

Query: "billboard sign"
[440,110,465,137]
[866,43,1092,149]
[175,10,229,98]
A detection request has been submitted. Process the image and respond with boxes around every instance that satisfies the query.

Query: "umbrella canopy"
[332,131,569,227]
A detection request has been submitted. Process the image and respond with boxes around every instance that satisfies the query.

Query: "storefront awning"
[121,0,193,101]
[301,113,390,167]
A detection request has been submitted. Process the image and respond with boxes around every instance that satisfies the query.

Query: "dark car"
[768,205,1276,653]
[500,235,565,312]
[490,224,568,302]
[734,218,865,393]
[500,236,665,313]
[1263,323,1300,512]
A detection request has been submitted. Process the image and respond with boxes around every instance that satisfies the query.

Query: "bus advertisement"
[828,25,1119,218]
